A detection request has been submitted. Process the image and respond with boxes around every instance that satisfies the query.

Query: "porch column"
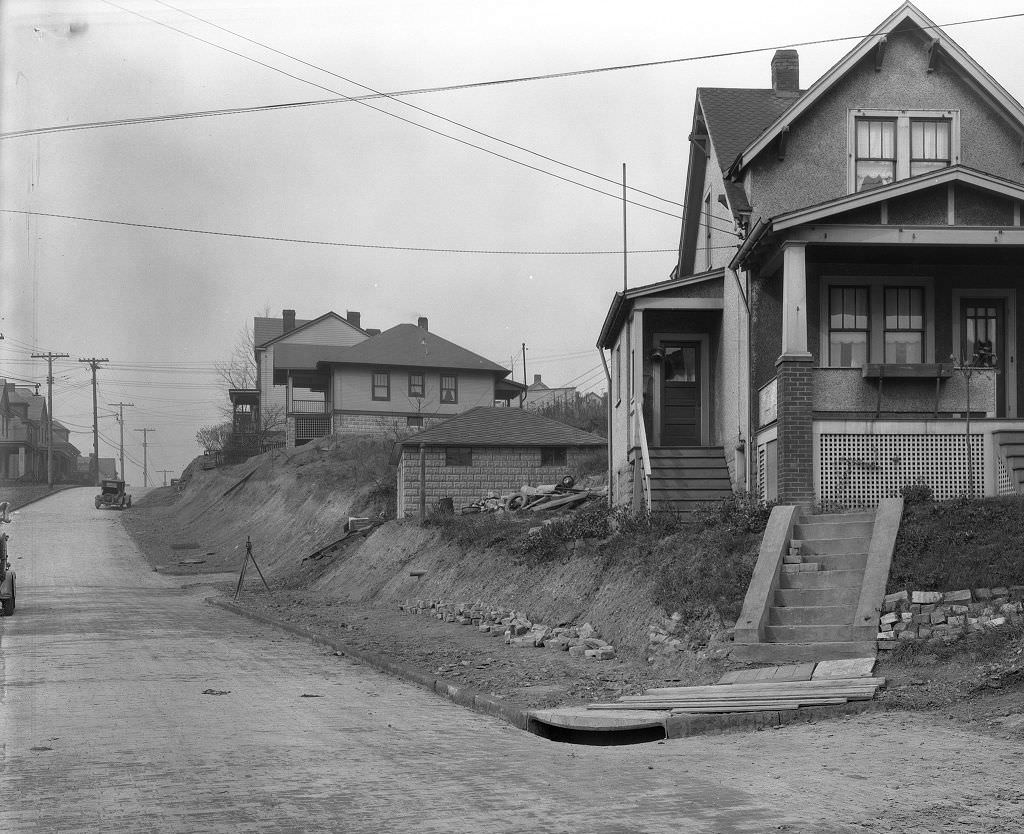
[776,242,814,505]
[781,242,810,357]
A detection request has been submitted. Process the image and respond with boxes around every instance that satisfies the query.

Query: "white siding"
[278,316,366,347]
[333,367,495,415]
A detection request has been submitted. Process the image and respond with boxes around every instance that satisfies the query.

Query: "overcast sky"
[1,0,1021,482]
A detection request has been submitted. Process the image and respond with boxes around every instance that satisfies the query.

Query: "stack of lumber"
[587,677,885,714]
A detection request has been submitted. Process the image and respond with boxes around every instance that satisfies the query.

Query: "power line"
[150,0,686,211]
[5,11,1020,139]
[94,0,689,224]
[0,209,692,254]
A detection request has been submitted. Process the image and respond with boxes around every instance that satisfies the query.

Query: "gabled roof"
[255,311,367,349]
[7,386,45,421]
[772,165,1024,232]
[307,323,509,375]
[733,2,1024,174]
[698,87,801,175]
[397,406,606,448]
[597,269,725,348]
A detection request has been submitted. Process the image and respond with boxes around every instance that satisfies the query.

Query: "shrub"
[899,482,934,504]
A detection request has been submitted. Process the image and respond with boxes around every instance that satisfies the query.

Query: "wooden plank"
[670,700,848,713]
[530,491,590,512]
[618,691,877,705]
[642,677,885,695]
[589,697,850,711]
[222,467,258,497]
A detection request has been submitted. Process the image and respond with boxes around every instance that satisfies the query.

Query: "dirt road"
[1,489,1021,833]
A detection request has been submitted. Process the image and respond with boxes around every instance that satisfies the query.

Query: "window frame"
[371,369,391,401]
[541,447,567,467]
[883,286,926,364]
[820,277,934,367]
[847,109,960,194]
[406,415,424,428]
[439,373,458,404]
[408,371,424,398]
[827,285,871,368]
[444,447,473,467]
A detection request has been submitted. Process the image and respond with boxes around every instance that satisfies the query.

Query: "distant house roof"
[398,406,606,449]
[7,386,45,421]
[697,87,800,174]
[295,323,509,375]
[255,311,367,349]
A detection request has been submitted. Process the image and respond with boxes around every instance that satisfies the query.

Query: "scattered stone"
[943,589,972,603]
[912,591,943,604]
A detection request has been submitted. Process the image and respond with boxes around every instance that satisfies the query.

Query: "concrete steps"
[736,509,879,663]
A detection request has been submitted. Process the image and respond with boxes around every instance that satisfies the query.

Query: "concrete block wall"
[398,446,594,517]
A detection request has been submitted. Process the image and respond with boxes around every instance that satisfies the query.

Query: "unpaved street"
[1,490,1021,833]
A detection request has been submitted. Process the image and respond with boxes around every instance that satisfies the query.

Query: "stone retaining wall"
[877,586,1024,650]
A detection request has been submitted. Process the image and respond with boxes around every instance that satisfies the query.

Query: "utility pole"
[135,428,155,487]
[108,401,135,481]
[31,350,69,487]
[78,357,109,485]
[520,342,528,409]
[156,469,174,487]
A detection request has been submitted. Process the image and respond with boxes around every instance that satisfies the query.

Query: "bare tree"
[216,322,258,391]
[196,422,232,452]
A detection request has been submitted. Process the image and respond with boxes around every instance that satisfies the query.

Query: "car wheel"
[127,497,132,508]
[95,498,101,510]
[1,587,13,616]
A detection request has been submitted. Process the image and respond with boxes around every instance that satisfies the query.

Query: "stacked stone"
[877,586,1024,649]
[398,598,616,659]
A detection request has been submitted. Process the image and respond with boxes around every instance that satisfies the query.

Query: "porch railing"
[631,397,652,512]
[291,398,328,414]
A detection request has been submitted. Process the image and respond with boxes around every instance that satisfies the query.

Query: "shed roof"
[398,406,606,449]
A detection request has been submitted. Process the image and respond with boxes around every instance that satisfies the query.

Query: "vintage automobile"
[95,478,132,510]
[0,501,14,616]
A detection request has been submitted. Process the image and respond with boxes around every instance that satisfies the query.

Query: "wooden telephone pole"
[157,469,174,487]
[108,402,135,481]
[135,427,155,487]
[78,357,109,485]
[31,350,69,487]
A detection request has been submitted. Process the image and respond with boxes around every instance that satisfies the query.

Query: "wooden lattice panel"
[997,454,1017,496]
[819,433,984,506]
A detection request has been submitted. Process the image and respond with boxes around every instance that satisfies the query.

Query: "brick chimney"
[417,317,429,331]
[346,310,361,329]
[282,309,296,333]
[771,49,799,95]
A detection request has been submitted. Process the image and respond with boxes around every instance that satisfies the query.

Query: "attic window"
[849,110,959,193]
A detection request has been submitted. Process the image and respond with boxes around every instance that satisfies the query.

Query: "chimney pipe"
[533,374,542,385]
[346,310,361,329]
[282,309,296,333]
[771,49,800,95]
[417,317,429,331]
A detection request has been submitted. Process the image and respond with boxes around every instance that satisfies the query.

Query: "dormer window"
[849,110,959,193]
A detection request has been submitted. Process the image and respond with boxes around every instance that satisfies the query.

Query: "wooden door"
[961,298,1005,417]
[660,342,701,446]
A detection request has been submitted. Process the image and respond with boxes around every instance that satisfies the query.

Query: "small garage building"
[394,406,606,518]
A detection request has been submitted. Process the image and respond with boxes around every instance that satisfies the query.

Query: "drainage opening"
[529,720,666,746]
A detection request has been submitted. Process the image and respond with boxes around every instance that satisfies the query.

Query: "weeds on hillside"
[422,511,529,549]
[889,496,1024,591]
[887,620,1024,664]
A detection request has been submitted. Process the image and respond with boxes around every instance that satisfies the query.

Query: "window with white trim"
[823,279,933,367]
[849,110,959,193]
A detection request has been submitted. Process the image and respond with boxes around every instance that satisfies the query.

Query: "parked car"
[95,479,132,510]
[0,501,14,616]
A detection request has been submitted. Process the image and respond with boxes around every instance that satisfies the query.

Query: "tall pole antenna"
[78,357,109,485]
[521,342,528,409]
[135,428,155,487]
[622,162,628,292]
[31,350,69,487]
[108,401,135,481]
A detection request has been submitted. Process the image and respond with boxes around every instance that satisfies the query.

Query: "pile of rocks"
[877,586,1024,649]
[399,598,616,660]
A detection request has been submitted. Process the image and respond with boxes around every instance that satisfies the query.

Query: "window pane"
[830,332,868,367]
[910,160,947,177]
[856,161,895,191]
[885,332,923,363]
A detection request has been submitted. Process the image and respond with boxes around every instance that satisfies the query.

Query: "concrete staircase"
[733,502,903,664]
[993,430,1024,492]
[648,447,734,515]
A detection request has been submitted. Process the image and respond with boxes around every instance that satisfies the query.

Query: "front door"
[660,341,701,446]
[961,298,1005,417]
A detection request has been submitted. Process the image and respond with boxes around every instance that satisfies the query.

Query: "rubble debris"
[877,586,1024,650]
[398,598,618,660]
[457,475,599,515]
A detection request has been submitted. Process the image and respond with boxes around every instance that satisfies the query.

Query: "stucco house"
[599,2,1024,512]
[393,406,606,518]
[243,309,523,447]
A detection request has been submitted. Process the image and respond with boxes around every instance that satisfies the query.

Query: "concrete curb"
[206,597,531,732]
[206,596,888,742]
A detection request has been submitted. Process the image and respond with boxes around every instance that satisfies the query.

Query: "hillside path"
[1,489,1020,833]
